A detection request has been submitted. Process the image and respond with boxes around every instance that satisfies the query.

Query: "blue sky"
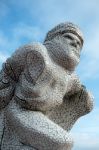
[0,0,99,149]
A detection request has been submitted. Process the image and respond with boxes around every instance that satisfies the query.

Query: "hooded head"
[44,22,84,71]
[44,22,84,46]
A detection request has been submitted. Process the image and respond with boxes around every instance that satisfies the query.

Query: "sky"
[0,0,99,149]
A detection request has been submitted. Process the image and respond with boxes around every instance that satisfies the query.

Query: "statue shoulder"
[11,42,47,58]
[4,42,47,81]
[28,42,47,53]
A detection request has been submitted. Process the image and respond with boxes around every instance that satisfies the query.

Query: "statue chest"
[15,53,73,111]
[34,59,71,97]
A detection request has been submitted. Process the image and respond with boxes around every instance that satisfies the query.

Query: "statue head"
[44,22,84,71]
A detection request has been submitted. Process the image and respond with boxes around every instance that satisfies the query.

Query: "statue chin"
[66,54,80,71]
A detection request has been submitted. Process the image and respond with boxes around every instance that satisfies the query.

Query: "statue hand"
[66,85,94,116]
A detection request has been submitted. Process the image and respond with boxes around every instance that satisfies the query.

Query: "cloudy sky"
[0,0,99,149]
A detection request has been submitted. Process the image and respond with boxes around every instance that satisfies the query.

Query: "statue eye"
[77,41,80,47]
[63,34,73,40]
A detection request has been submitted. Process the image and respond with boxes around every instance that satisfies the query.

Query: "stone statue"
[0,22,94,150]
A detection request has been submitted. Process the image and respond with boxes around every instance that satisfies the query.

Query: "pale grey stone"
[0,22,94,150]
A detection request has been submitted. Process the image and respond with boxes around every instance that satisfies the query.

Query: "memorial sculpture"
[0,22,94,150]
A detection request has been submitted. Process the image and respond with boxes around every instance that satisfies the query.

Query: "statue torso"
[14,43,73,111]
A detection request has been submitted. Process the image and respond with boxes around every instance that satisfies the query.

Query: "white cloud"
[30,0,99,31]
[77,24,99,80]
[0,23,43,70]
[72,132,99,150]
[4,0,99,30]
[12,23,43,42]
[0,52,9,63]
[0,23,43,58]
[0,31,9,48]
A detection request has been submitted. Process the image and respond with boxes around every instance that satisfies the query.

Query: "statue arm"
[0,44,27,110]
[62,81,94,130]
[2,43,45,82]
[0,69,15,110]
[69,85,94,116]
[0,43,45,110]
[64,73,94,117]
[65,73,94,115]
[45,75,94,131]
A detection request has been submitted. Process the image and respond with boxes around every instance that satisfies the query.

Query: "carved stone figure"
[0,22,94,150]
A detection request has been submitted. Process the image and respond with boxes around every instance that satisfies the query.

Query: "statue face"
[62,32,82,55]
[46,32,82,71]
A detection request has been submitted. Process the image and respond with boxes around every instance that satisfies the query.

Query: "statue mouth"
[68,46,80,58]
[72,49,80,58]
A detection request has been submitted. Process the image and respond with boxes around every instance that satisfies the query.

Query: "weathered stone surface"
[0,22,94,150]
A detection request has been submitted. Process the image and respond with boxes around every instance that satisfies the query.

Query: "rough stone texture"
[0,22,94,150]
